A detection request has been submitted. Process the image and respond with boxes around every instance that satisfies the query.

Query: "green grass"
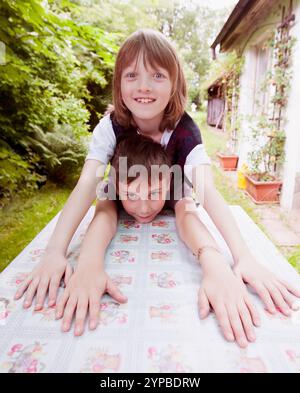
[0,182,72,272]
[287,245,300,274]
[190,111,263,228]
[192,111,228,158]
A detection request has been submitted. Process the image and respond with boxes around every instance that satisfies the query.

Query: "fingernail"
[35,304,41,310]
[75,327,81,335]
[62,324,69,331]
[90,321,96,330]
[249,333,256,341]
[24,301,29,308]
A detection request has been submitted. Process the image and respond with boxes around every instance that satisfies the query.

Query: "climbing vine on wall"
[248,6,296,180]
[222,55,244,153]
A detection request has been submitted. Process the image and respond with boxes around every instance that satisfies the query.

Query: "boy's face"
[118,175,170,223]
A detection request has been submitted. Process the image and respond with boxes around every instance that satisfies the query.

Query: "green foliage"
[0,141,46,201]
[0,0,118,199]
[153,1,230,107]
[247,24,296,181]
[248,115,286,181]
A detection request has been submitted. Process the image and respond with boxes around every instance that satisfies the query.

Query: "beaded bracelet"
[193,245,221,261]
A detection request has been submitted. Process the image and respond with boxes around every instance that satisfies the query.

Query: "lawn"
[0,182,72,272]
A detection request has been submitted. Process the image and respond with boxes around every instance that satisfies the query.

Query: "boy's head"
[111,133,172,223]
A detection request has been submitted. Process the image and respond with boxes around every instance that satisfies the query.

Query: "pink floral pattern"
[110,250,135,264]
[152,233,174,245]
[1,342,46,373]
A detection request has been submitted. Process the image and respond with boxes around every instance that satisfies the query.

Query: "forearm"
[77,200,118,268]
[203,188,251,263]
[176,200,229,273]
[192,164,251,264]
[46,179,97,255]
[46,160,105,256]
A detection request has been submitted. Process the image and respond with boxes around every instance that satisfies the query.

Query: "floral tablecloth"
[0,205,300,373]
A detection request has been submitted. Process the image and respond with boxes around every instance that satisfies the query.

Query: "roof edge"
[211,0,258,50]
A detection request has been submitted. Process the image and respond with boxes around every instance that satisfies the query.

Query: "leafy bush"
[0,0,117,200]
[0,142,45,201]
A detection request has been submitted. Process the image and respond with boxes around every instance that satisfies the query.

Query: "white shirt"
[85,114,211,190]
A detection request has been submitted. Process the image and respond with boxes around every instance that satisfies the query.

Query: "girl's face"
[118,175,170,223]
[121,55,172,127]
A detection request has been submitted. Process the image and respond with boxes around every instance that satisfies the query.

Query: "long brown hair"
[112,29,187,132]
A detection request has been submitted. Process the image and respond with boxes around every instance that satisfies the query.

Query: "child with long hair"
[15,29,300,347]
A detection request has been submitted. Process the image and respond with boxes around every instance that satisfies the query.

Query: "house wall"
[235,0,300,211]
[281,0,300,209]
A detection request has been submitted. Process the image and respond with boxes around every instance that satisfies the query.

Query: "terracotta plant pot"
[245,174,282,204]
[217,152,239,171]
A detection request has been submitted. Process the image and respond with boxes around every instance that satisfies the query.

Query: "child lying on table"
[50,133,299,347]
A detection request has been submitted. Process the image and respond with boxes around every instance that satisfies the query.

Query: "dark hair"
[111,133,171,186]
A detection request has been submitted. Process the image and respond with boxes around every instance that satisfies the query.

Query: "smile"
[134,98,156,104]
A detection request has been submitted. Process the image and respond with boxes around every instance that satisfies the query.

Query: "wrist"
[230,241,252,263]
[233,248,253,265]
[195,247,230,274]
[44,246,66,258]
[77,255,105,271]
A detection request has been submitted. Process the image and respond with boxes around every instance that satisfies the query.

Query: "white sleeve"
[185,144,211,167]
[184,144,211,186]
[85,114,116,164]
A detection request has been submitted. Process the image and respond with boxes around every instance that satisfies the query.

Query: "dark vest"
[110,111,202,171]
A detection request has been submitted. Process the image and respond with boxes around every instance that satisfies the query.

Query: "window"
[253,43,272,115]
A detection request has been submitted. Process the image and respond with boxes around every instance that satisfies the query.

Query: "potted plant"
[245,116,285,203]
[217,82,242,171]
[217,123,240,171]
[217,149,239,171]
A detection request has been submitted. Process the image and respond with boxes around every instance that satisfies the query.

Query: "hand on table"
[198,254,261,348]
[55,267,128,336]
[14,251,73,310]
[233,253,300,316]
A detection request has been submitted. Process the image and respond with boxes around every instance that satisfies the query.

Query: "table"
[0,206,300,373]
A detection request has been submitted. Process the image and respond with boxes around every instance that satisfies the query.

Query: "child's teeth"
[136,98,154,103]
